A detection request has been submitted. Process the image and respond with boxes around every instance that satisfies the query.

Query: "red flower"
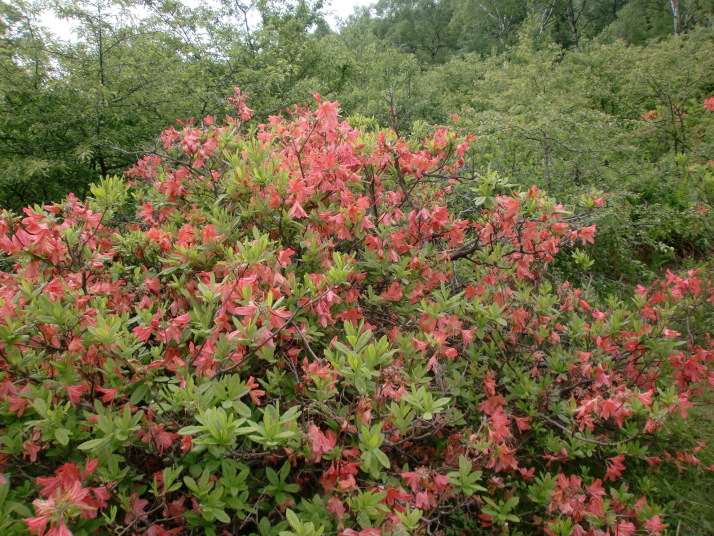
[124,492,149,524]
[25,481,95,536]
[22,442,41,462]
[245,376,266,405]
[137,424,179,455]
[646,515,667,534]
[47,519,73,536]
[704,96,714,112]
[578,225,596,245]
[6,395,30,417]
[604,454,626,482]
[307,423,337,460]
[380,281,403,302]
[64,384,89,407]
[24,515,50,535]
[95,387,121,403]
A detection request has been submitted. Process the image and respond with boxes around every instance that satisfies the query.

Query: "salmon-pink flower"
[578,225,596,245]
[23,514,50,535]
[646,514,667,534]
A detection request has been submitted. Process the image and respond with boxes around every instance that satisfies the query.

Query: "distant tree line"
[0,0,713,231]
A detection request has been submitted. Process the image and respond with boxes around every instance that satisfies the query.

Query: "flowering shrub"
[704,96,714,113]
[0,90,713,536]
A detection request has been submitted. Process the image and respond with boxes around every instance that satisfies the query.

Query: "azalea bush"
[1,90,713,536]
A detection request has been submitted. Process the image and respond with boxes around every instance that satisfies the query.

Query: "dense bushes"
[0,93,713,535]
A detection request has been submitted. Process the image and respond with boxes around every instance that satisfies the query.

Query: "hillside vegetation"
[1,1,714,535]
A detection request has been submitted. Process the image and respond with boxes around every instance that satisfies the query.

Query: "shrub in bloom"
[0,90,712,535]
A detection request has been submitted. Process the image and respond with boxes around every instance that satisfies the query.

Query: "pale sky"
[327,0,374,25]
[38,0,374,41]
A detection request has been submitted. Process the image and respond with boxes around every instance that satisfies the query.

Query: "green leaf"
[178,426,204,436]
[286,509,300,529]
[77,437,108,451]
[54,428,70,446]
[0,483,9,508]
[213,509,231,524]
[183,476,199,493]
[33,398,48,418]
[129,382,149,405]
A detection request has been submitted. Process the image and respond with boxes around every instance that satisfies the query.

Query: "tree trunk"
[670,0,681,36]
[566,0,582,52]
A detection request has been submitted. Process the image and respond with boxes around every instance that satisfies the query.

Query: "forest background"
[2,0,714,533]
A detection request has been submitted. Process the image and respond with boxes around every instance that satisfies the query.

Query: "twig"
[539,414,640,447]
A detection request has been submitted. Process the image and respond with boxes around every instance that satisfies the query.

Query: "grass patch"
[644,400,714,535]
